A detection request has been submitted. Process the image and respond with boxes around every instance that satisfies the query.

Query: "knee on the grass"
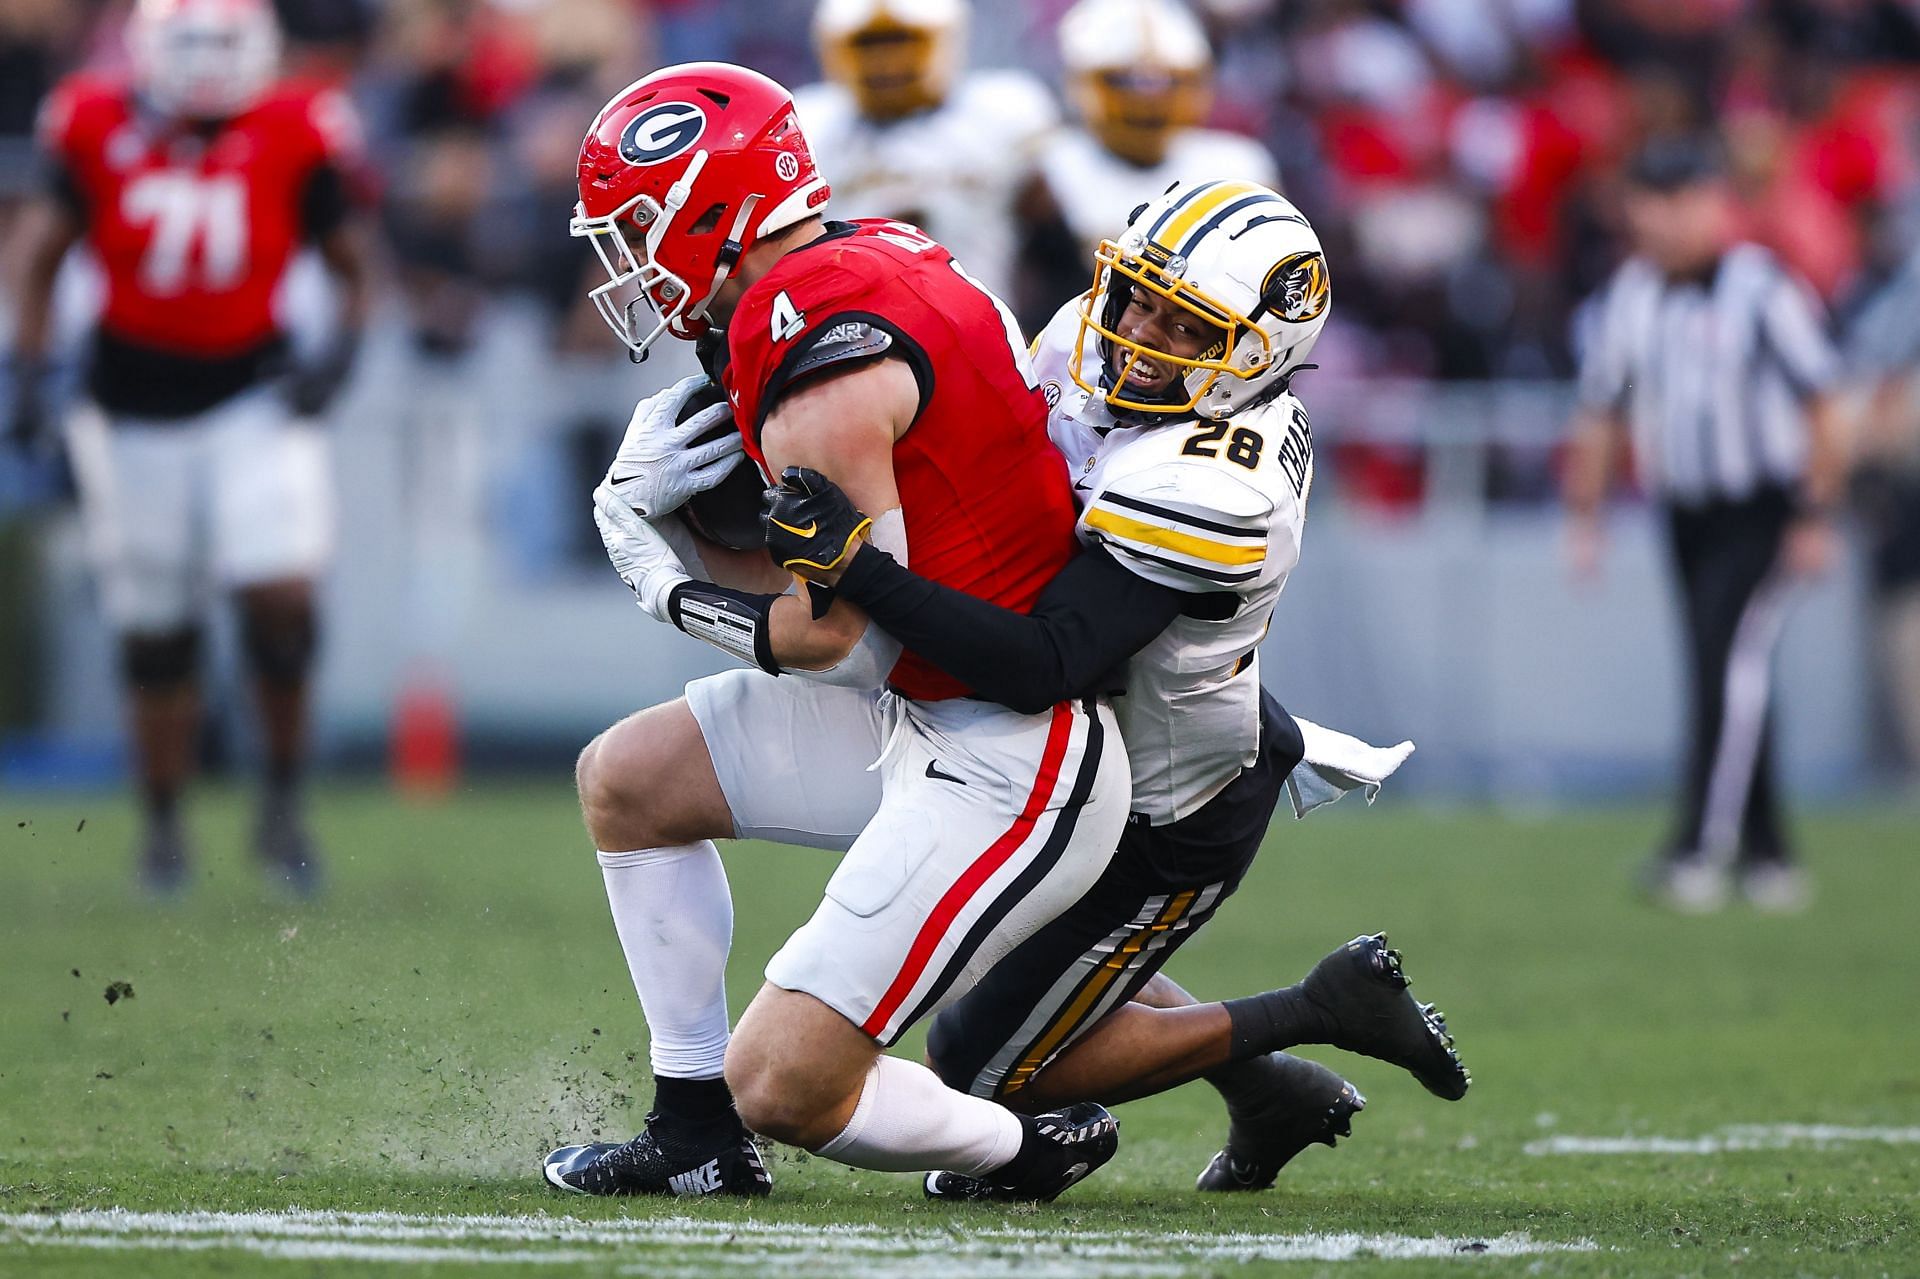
[724,1042,848,1150]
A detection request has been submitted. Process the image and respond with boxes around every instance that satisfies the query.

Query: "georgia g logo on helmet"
[619,101,708,166]
[1261,251,1330,324]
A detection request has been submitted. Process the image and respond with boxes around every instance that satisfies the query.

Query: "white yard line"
[0,1207,1597,1274]
[1526,1123,1920,1156]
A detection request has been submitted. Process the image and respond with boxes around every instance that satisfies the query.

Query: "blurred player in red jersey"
[545,63,1130,1202]
[5,0,372,897]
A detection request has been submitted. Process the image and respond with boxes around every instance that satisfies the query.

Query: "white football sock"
[814,1056,1025,1175]
[597,843,733,1080]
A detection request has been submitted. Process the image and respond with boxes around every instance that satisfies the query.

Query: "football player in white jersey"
[768,180,1468,1196]
[1015,0,1277,324]
[794,0,1057,298]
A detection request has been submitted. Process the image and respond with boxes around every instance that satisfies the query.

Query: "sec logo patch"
[1042,380,1062,408]
[775,152,800,181]
[619,102,707,166]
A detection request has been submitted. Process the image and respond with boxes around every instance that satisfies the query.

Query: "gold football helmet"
[814,0,967,121]
[1060,0,1212,167]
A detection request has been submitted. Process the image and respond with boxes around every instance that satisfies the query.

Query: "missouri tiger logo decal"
[1261,251,1330,325]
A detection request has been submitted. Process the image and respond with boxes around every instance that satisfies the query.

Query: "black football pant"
[1665,486,1796,867]
[926,689,1305,1099]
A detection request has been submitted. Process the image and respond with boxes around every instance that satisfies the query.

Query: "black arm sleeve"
[299,161,352,243]
[835,542,1189,714]
[39,155,86,224]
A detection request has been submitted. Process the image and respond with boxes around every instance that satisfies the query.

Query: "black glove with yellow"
[763,466,873,583]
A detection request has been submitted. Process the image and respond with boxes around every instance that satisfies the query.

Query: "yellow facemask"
[1069,239,1266,416]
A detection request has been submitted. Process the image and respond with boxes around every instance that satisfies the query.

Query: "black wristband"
[667,582,782,675]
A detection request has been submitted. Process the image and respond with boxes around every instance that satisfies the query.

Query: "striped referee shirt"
[1576,243,1839,504]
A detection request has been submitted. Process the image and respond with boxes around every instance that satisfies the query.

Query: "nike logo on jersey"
[668,1158,724,1195]
[925,760,966,785]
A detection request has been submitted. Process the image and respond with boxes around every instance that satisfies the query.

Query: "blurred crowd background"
[3,0,1918,801]
[9,0,1920,376]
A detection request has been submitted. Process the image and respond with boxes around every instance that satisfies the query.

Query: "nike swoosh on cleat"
[925,760,966,785]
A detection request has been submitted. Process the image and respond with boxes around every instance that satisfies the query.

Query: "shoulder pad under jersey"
[1030,298,1084,379]
[1176,129,1281,190]
[1083,458,1276,593]
[954,70,1061,147]
[788,318,896,383]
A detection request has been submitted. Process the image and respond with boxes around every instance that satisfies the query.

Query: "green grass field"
[1,782,1915,1276]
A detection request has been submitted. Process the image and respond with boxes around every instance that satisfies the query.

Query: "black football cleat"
[543,1114,771,1197]
[1196,1053,1365,1192]
[1300,932,1471,1101]
[923,1102,1118,1203]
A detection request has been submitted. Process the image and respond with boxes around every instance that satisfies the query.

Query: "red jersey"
[37,73,361,359]
[725,219,1079,702]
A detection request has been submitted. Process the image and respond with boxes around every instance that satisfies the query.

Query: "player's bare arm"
[6,197,81,365]
[1561,407,1628,577]
[757,354,914,669]
[3,197,82,445]
[319,220,374,336]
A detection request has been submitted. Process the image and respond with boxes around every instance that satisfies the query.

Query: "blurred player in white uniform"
[794,0,1057,297]
[1015,0,1276,325]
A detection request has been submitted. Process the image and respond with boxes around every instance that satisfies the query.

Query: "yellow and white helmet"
[814,0,967,122]
[1072,178,1331,419]
[1060,0,1211,167]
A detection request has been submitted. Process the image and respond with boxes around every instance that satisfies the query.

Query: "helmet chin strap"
[689,192,763,326]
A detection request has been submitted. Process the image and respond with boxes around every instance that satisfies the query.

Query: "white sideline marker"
[0,1208,1597,1275]
[1526,1123,1920,1156]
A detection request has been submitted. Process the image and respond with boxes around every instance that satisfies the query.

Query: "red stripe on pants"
[860,703,1076,1038]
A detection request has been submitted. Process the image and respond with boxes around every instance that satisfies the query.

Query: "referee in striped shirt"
[1563,136,1847,913]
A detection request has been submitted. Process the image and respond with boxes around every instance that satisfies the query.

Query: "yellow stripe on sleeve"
[1084,505,1265,567]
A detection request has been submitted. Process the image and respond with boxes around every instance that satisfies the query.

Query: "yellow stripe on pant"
[1003,889,1200,1096]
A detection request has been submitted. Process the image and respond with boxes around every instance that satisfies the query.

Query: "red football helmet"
[573,62,831,359]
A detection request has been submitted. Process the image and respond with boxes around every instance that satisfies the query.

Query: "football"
[677,379,768,551]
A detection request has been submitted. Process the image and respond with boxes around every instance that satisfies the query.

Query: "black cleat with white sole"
[543,1114,771,1197]
[1196,1054,1365,1192]
[1301,932,1470,1101]
[923,1102,1119,1203]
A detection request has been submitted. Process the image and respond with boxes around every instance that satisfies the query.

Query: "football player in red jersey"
[5,0,371,896]
[544,63,1131,1201]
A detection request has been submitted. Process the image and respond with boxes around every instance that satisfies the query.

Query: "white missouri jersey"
[1033,301,1313,822]
[794,70,1058,298]
[1039,127,1280,256]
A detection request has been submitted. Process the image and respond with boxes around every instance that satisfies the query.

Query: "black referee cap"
[1625,134,1726,192]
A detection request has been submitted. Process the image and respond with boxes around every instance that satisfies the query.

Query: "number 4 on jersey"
[770,290,806,343]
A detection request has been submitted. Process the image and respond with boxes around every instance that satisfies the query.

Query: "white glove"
[593,483,691,624]
[605,373,744,518]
